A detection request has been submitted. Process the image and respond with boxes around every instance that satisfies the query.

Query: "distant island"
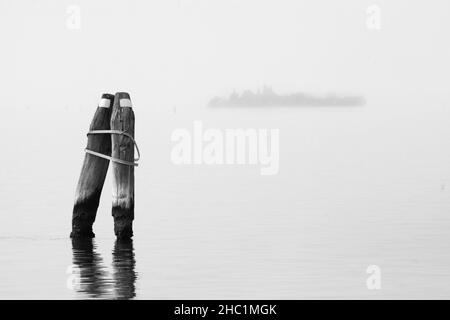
[208,86,365,107]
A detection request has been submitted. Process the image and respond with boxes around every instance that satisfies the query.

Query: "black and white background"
[0,0,449,300]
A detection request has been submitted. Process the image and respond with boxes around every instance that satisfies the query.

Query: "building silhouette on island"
[208,86,365,107]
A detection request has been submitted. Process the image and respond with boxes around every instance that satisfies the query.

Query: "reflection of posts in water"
[70,238,137,299]
[70,238,111,298]
[112,239,137,299]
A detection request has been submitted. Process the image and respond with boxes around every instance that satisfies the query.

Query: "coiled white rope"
[85,130,140,167]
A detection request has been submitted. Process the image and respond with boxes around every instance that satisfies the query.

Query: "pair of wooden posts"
[71,92,137,239]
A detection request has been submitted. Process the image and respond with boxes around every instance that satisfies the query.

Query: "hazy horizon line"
[208,86,366,108]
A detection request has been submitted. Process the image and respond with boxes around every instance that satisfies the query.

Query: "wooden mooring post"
[111,92,135,239]
[71,94,115,238]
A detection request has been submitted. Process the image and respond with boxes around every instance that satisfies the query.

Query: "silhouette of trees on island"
[208,86,365,107]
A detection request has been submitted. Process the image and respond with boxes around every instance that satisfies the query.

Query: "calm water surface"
[1,93,450,299]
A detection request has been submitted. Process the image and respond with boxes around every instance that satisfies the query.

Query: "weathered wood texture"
[111,92,135,239]
[71,93,114,238]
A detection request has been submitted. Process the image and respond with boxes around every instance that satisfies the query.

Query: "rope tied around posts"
[85,130,140,167]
